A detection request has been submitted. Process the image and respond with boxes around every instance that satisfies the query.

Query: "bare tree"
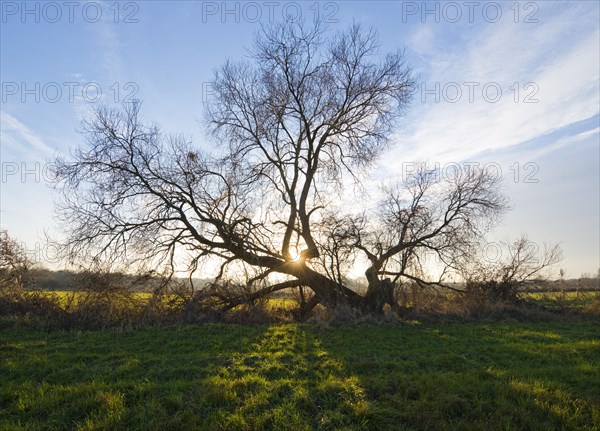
[53,21,508,316]
[352,166,507,312]
[461,236,562,302]
[0,229,32,289]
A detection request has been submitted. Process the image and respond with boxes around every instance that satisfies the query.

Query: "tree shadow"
[309,323,599,431]
[2,323,597,430]
[0,324,269,430]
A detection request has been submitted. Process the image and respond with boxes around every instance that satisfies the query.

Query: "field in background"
[524,291,600,309]
[1,322,599,430]
[41,288,600,314]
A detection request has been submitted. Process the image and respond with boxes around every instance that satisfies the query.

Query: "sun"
[289,249,302,263]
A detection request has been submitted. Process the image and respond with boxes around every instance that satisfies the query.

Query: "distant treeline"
[28,268,600,293]
[28,268,214,292]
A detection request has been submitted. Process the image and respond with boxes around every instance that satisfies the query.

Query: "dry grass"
[1,274,598,330]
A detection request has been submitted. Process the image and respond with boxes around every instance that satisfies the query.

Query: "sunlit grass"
[41,290,296,309]
[1,322,598,430]
[524,290,599,309]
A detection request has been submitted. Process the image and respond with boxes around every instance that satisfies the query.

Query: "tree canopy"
[54,21,511,315]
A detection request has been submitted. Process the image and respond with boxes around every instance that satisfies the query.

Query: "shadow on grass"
[310,322,600,431]
[1,325,269,430]
[1,322,598,430]
[1,324,370,430]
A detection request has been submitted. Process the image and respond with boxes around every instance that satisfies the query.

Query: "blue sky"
[1,1,599,277]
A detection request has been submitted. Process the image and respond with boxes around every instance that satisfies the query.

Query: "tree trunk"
[362,278,396,314]
[295,265,397,316]
[285,263,362,311]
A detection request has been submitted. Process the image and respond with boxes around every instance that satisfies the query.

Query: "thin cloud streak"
[0,112,57,157]
[384,3,600,171]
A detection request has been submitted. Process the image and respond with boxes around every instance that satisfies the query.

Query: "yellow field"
[40,290,297,310]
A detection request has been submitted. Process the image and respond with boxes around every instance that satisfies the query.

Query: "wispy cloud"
[0,112,57,157]
[384,2,600,171]
[91,0,126,82]
[68,1,128,121]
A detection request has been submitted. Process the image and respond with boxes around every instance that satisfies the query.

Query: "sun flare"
[289,250,302,263]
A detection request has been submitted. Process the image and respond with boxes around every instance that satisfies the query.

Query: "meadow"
[1,321,599,430]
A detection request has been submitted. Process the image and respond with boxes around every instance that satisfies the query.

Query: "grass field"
[42,288,600,306]
[1,322,598,430]
[524,290,600,309]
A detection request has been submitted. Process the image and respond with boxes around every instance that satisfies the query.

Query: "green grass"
[1,322,599,430]
[524,291,599,309]
[40,290,296,309]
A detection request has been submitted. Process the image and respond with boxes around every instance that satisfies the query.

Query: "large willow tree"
[55,21,507,315]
